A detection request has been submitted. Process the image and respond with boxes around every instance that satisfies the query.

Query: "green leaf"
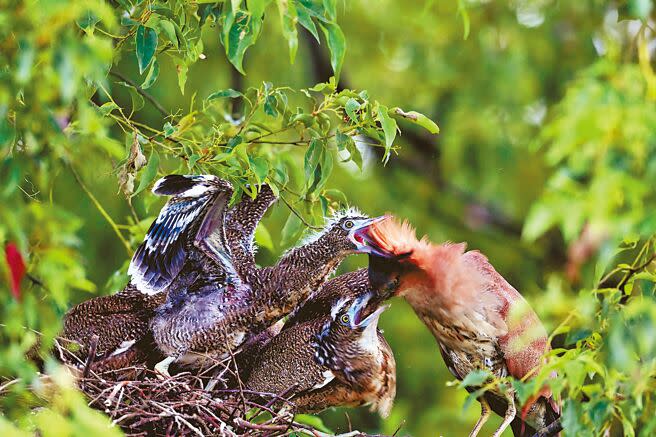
[289,112,315,127]
[141,58,159,89]
[188,153,201,169]
[132,151,159,197]
[264,95,278,116]
[344,98,360,122]
[522,202,557,242]
[222,9,262,74]
[319,22,346,80]
[277,0,298,63]
[207,89,243,100]
[281,211,303,247]
[628,0,653,19]
[98,102,119,116]
[309,78,336,93]
[459,369,490,388]
[317,147,333,191]
[254,223,274,252]
[135,25,158,74]
[248,0,273,17]
[376,103,397,160]
[323,0,337,21]
[295,414,332,433]
[119,81,144,112]
[227,135,243,150]
[324,188,347,206]
[391,107,440,134]
[157,19,178,48]
[250,156,269,183]
[457,0,470,40]
[346,137,362,170]
[304,139,322,181]
[163,122,176,137]
[319,195,329,216]
[335,131,349,152]
[297,4,319,42]
[176,60,188,94]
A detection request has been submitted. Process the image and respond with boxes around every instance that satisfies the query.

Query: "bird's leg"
[469,397,491,437]
[204,367,223,392]
[492,389,517,437]
[154,356,176,380]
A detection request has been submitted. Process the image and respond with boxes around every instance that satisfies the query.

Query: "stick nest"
[55,340,370,437]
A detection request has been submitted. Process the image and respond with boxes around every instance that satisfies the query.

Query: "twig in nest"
[82,335,99,378]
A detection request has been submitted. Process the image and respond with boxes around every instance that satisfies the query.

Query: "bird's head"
[361,216,500,331]
[304,209,391,257]
[357,216,434,295]
[314,292,388,382]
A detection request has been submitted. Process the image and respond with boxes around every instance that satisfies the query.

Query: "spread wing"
[224,184,277,267]
[128,174,234,295]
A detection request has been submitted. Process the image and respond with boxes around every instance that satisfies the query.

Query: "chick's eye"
[343,220,354,230]
[340,314,350,325]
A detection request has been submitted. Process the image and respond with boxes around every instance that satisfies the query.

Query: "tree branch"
[109,70,169,118]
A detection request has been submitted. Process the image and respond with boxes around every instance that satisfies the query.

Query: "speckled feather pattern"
[61,178,276,368]
[151,211,367,366]
[61,284,165,358]
[247,270,396,418]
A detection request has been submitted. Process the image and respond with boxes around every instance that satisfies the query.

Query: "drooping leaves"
[135,25,157,74]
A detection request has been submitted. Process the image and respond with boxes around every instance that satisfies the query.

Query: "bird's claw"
[154,356,175,380]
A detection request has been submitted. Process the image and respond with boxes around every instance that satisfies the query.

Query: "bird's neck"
[253,238,348,320]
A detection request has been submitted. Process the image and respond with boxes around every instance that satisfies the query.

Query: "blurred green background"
[2,0,656,435]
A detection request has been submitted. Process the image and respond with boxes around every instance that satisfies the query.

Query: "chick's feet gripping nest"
[154,356,176,380]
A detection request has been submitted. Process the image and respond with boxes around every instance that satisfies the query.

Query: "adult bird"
[61,175,275,368]
[361,217,559,436]
[150,205,387,376]
[246,287,396,418]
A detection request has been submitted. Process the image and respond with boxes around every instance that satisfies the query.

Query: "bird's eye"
[342,220,354,230]
[340,314,350,325]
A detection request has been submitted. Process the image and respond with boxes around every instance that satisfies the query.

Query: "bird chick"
[61,175,274,369]
[363,217,559,437]
[60,284,162,364]
[151,210,387,376]
[246,290,395,418]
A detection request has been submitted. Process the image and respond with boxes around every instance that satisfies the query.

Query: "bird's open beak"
[348,215,396,256]
[347,292,390,328]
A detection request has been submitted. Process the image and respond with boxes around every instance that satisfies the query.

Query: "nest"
[80,370,318,436]
[51,339,385,437]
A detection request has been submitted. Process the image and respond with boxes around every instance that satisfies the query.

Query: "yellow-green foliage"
[1,0,655,435]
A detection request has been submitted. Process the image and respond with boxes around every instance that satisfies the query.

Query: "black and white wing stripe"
[128,175,233,295]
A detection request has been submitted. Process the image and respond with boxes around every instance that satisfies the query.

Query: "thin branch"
[69,165,132,256]
[280,193,322,231]
[109,70,169,118]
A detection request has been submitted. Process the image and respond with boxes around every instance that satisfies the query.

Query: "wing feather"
[128,175,233,295]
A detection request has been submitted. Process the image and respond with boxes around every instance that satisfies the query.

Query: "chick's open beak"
[348,215,395,257]
[347,292,389,329]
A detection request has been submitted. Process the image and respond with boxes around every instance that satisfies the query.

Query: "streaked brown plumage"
[61,284,163,363]
[246,287,395,418]
[60,175,274,369]
[364,218,560,436]
[151,211,387,375]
